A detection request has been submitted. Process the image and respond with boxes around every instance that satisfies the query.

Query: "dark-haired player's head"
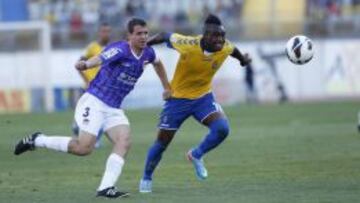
[202,14,226,52]
[127,18,148,50]
[98,22,112,46]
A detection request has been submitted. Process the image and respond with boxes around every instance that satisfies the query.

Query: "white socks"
[34,136,125,191]
[97,153,125,191]
[34,135,71,152]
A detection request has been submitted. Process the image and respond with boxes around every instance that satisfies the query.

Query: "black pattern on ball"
[292,37,302,59]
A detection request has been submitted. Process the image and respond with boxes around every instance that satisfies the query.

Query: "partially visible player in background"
[78,22,112,85]
[72,22,112,148]
[358,111,360,132]
[14,18,171,198]
[244,62,258,104]
[257,46,288,103]
[139,14,251,193]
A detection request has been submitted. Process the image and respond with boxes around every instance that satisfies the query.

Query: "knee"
[77,148,93,156]
[68,139,94,156]
[115,135,131,151]
[211,119,230,137]
[157,137,171,148]
[72,145,93,156]
[157,130,175,147]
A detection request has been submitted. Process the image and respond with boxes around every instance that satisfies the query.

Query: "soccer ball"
[285,35,314,65]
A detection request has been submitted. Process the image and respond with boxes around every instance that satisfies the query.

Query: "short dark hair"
[204,14,222,26]
[127,18,147,33]
[203,14,225,34]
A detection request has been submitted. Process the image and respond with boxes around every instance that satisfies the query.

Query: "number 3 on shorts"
[82,107,90,117]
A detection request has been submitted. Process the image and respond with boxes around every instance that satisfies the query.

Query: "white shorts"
[74,93,130,136]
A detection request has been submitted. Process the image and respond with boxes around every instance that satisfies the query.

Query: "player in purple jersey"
[14,18,171,199]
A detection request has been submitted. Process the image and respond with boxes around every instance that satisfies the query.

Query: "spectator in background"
[244,62,258,104]
[25,0,249,48]
[134,0,149,19]
[125,1,135,17]
[125,0,149,23]
[231,0,244,19]
[70,10,83,39]
[325,0,341,33]
[160,14,174,31]
[54,5,71,44]
[82,5,99,41]
[257,46,288,103]
[326,0,341,16]
[358,111,360,132]
[215,0,229,22]
[174,10,188,25]
[174,9,190,32]
[99,0,122,27]
[26,0,360,56]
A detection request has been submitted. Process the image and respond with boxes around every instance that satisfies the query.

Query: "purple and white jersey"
[87,41,157,108]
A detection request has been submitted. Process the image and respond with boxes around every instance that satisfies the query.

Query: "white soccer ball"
[285,35,314,65]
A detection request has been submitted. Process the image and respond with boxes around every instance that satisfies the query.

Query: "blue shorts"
[158,93,223,130]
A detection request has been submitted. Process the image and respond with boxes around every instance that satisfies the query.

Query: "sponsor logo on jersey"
[101,48,122,59]
[121,62,131,67]
[117,72,137,85]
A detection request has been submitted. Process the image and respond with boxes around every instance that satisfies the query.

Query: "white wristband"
[85,61,91,69]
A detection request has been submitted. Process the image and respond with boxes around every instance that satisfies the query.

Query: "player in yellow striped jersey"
[72,23,112,147]
[139,14,252,193]
[78,23,112,86]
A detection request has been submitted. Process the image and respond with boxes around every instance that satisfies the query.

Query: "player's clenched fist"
[162,88,172,100]
[240,53,252,66]
[75,60,87,71]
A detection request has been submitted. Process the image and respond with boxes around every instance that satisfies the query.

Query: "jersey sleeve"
[99,44,124,64]
[148,47,160,64]
[224,39,235,55]
[167,33,197,54]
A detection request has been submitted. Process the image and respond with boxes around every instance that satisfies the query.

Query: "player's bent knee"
[157,129,176,146]
[68,140,94,156]
[211,119,230,138]
[73,145,93,156]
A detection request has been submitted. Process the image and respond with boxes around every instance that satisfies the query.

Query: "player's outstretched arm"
[231,47,252,67]
[76,56,91,84]
[75,56,102,71]
[147,32,171,46]
[152,59,172,100]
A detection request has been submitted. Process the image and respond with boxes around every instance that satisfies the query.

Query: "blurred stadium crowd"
[1,0,360,49]
[26,0,244,48]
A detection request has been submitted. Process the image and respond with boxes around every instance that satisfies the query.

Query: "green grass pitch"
[1,101,360,203]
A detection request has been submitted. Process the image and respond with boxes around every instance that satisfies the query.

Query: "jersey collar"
[128,42,144,60]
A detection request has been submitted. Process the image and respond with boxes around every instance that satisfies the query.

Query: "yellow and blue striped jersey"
[168,33,234,99]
